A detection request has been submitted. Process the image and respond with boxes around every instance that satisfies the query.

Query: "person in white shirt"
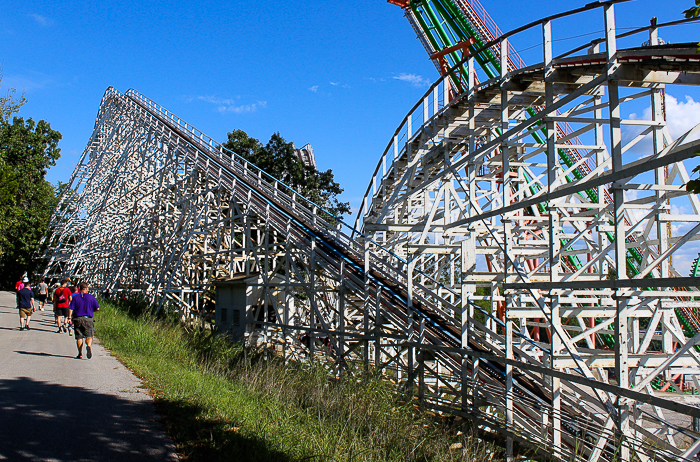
[37,278,49,311]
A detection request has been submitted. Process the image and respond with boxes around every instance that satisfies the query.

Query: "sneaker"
[86,346,92,359]
[19,326,24,331]
[25,325,30,331]
[76,354,82,359]
[62,325,67,333]
[57,328,63,333]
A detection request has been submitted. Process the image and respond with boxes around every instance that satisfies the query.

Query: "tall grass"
[96,299,505,462]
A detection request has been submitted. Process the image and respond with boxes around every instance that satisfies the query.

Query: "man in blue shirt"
[17,283,35,331]
[68,282,100,359]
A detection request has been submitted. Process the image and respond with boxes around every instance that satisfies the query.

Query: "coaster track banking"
[42,2,700,461]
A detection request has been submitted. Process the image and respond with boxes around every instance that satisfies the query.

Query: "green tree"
[686,163,700,194]
[0,71,27,123]
[684,0,700,20]
[223,130,350,220]
[0,117,62,287]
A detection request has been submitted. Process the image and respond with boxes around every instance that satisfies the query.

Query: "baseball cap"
[22,277,28,282]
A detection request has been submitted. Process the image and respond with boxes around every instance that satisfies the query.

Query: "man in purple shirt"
[68,282,100,359]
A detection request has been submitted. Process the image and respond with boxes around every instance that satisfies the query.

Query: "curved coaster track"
[42,2,700,461]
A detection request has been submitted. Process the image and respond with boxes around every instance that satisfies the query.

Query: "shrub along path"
[0,291,178,461]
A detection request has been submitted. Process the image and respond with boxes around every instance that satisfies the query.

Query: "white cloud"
[309,85,318,92]
[643,94,700,141]
[622,93,700,160]
[393,73,430,87]
[663,94,700,141]
[30,14,52,27]
[196,95,237,106]
[191,95,267,114]
[671,203,690,216]
[217,101,266,114]
[329,81,350,89]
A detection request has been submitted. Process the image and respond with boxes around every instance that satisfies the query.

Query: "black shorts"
[54,307,70,318]
[38,294,47,302]
[73,317,95,339]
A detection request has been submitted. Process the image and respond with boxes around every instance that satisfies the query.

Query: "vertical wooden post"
[309,237,316,360]
[506,316,514,461]
[375,285,382,371]
[364,239,370,371]
[338,259,346,376]
[407,258,415,394]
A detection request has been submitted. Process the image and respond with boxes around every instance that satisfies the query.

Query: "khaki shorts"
[73,317,95,340]
[19,308,32,318]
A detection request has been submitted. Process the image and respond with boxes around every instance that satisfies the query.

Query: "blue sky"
[1,0,698,217]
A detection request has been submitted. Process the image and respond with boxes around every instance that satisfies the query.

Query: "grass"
[95,298,505,462]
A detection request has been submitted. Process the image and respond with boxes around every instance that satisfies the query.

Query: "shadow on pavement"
[0,377,176,461]
[21,327,61,333]
[15,350,76,359]
[154,398,293,462]
[0,377,293,461]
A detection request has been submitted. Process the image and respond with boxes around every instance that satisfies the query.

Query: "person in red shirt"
[53,278,73,333]
[15,276,28,311]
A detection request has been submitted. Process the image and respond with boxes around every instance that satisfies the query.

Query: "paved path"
[0,291,178,461]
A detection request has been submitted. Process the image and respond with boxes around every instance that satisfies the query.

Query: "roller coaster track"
[42,2,700,461]
[355,1,700,460]
[396,0,683,282]
[395,0,700,397]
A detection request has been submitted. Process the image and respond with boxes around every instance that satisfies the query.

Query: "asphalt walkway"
[0,291,178,461]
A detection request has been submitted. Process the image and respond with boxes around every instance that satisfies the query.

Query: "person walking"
[17,282,35,331]
[69,282,100,359]
[48,281,59,303]
[53,278,73,333]
[37,278,49,311]
[14,276,25,292]
[67,284,79,336]
[15,276,26,310]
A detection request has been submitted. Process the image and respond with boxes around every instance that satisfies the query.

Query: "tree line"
[0,73,62,288]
